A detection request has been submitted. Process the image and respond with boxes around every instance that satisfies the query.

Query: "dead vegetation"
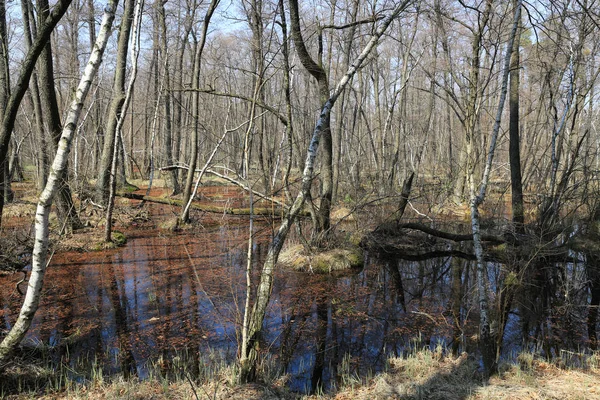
[278,244,363,273]
[0,232,32,273]
[3,348,599,399]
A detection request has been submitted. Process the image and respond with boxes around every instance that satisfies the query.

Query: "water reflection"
[3,201,594,393]
[0,213,461,392]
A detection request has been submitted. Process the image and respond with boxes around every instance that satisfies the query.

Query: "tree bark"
[468,0,522,376]
[105,0,143,243]
[21,0,50,192]
[288,0,333,242]
[157,0,180,195]
[277,0,294,201]
[37,0,84,230]
[0,0,72,228]
[180,0,220,222]
[0,0,10,219]
[0,0,117,364]
[509,0,524,232]
[238,1,411,381]
[95,0,135,204]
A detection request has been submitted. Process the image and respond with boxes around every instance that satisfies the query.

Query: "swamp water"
[0,191,497,393]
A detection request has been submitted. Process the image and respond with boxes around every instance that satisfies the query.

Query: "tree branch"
[172,88,289,126]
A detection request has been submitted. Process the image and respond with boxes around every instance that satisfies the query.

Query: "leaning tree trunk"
[0,0,72,228]
[0,0,117,365]
[238,0,411,382]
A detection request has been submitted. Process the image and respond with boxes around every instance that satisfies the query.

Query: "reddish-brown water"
[0,188,455,393]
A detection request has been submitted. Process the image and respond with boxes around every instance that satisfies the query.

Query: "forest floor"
[3,348,600,399]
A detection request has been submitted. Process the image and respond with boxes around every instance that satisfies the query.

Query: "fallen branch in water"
[375,222,505,244]
[159,165,287,208]
[116,191,301,217]
[205,169,287,208]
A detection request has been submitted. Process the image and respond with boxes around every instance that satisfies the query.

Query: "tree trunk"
[95,0,135,204]
[509,0,524,232]
[277,0,294,201]
[21,0,50,192]
[0,0,72,228]
[105,0,143,243]
[157,0,180,195]
[37,0,84,230]
[468,0,521,376]
[180,0,219,222]
[0,0,10,220]
[0,0,117,364]
[238,1,410,381]
[288,0,333,242]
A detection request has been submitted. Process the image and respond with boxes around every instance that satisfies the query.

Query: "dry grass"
[3,349,600,400]
[278,244,363,273]
[12,380,295,400]
[321,349,600,400]
[1,201,36,220]
[477,359,600,399]
[330,207,356,223]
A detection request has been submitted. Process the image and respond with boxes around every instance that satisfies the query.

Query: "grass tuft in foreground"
[2,346,600,399]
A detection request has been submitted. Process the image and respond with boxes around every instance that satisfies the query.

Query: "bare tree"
[509,0,524,231]
[95,0,135,204]
[180,0,220,222]
[468,0,522,376]
[239,0,412,381]
[0,0,117,363]
[0,0,72,228]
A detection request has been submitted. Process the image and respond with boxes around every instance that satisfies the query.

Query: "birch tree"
[238,0,413,382]
[468,0,522,376]
[0,0,118,365]
[0,0,72,228]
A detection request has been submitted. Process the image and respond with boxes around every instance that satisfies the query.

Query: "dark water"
[3,191,589,393]
[0,206,455,393]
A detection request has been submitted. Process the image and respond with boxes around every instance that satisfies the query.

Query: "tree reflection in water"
[0,201,596,392]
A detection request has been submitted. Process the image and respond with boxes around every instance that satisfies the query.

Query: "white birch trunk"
[469,0,522,375]
[238,0,412,382]
[0,0,118,364]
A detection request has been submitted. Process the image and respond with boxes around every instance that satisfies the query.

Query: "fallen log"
[397,222,505,244]
[116,191,299,217]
